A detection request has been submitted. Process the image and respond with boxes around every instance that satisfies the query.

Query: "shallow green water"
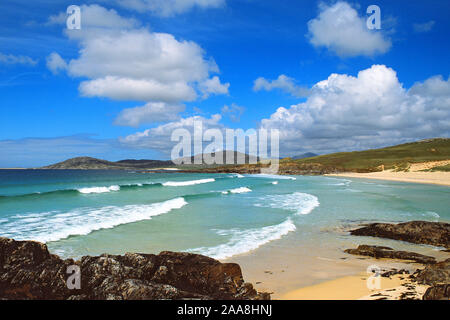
[0,170,448,259]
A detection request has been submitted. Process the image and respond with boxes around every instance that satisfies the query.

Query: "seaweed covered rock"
[349,221,450,249]
[0,237,269,300]
[344,245,436,264]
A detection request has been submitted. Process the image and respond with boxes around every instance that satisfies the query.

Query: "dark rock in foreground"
[412,258,450,286]
[423,284,450,300]
[344,245,436,264]
[349,221,450,249]
[0,237,269,300]
[412,259,450,300]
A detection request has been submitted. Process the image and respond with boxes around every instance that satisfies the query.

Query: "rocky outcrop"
[412,258,450,286]
[411,259,450,300]
[0,237,269,300]
[349,221,450,249]
[423,284,450,300]
[344,245,436,264]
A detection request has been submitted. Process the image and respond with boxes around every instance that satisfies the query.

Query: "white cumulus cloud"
[115,102,185,127]
[307,2,391,57]
[46,52,68,74]
[46,4,229,126]
[199,76,230,98]
[261,65,450,155]
[120,114,223,152]
[253,74,309,97]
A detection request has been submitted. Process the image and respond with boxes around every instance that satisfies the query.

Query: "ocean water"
[0,170,449,260]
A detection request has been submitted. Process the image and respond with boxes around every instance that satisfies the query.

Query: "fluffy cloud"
[47,4,140,29]
[120,114,223,152]
[46,5,229,125]
[221,103,245,122]
[307,2,391,57]
[253,74,309,97]
[46,52,68,74]
[199,76,230,98]
[116,0,225,17]
[0,52,38,66]
[261,65,450,155]
[115,102,185,127]
[413,21,435,33]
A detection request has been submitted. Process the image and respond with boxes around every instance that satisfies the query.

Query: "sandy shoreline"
[225,229,448,300]
[281,273,429,300]
[327,171,450,187]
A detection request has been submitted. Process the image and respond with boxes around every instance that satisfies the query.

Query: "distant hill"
[42,157,173,170]
[184,138,450,175]
[41,139,450,173]
[176,151,259,167]
[292,138,450,173]
[292,152,318,160]
[41,151,259,170]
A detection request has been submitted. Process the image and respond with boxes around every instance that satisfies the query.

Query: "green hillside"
[289,138,450,173]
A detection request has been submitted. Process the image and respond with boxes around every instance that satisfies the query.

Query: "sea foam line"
[188,218,296,260]
[245,174,296,180]
[222,187,252,194]
[78,185,120,194]
[162,178,215,187]
[0,197,188,243]
[255,192,319,215]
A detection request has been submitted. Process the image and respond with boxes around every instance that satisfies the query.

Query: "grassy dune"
[285,138,450,173]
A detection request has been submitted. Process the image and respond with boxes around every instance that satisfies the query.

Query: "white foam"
[255,192,319,215]
[272,181,279,185]
[246,174,296,180]
[162,178,215,187]
[0,197,188,243]
[222,187,252,194]
[229,173,245,178]
[325,178,352,186]
[78,185,120,194]
[189,218,296,260]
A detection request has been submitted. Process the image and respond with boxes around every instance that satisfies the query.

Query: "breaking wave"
[0,197,188,243]
[188,218,296,260]
[222,187,252,194]
[162,178,215,187]
[255,192,319,215]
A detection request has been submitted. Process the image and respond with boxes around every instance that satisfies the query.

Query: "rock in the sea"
[422,284,450,300]
[0,237,270,300]
[349,221,450,249]
[412,258,450,286]
[344,245,436,264]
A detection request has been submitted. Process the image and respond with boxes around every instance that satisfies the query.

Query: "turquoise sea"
[0,170,449,260]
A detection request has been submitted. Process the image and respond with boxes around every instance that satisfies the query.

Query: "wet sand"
[327,171,450,187]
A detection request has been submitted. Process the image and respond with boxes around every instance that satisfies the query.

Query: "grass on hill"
[430,164,450,172]
[285,138,450,173]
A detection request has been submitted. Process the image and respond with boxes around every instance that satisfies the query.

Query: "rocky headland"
[0,237,269,300]
[345,221,450,300]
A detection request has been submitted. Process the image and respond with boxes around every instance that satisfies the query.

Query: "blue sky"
[0,0,449,167]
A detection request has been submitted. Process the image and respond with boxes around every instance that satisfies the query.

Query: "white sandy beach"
[327,160,450,186]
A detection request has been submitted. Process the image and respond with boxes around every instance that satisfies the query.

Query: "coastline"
[224,229,449,300]
[280,273,429,300]
[326,171,450,187]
